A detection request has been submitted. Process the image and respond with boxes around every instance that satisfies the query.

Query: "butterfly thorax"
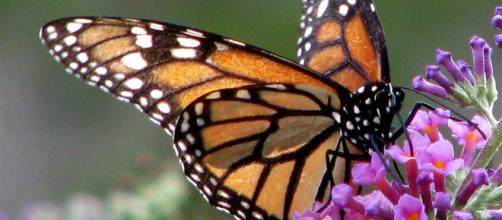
[333,82,404,150]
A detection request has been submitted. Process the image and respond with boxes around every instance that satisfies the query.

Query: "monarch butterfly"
[39,0,405,219]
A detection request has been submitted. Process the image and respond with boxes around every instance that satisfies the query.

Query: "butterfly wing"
[297,0,390,91]
[39,17,346,134]
[174,84,368,220]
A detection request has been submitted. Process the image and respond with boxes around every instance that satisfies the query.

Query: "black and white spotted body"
[334,82,404,150]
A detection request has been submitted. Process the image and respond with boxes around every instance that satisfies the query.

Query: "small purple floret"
[496,34,502,48]
[484,45,493,79]
[457,169,489,204]
[489,209,502,220]
[493,15,502,28]
[425,65,454,89]
[453,211,473,220]
[412,76,449,98]
[436,49,465,82]
[470,36,487,75]
[455,60,475,83]
[394,194,427,220]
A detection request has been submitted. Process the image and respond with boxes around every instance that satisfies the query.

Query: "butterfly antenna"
[397,86,487,140]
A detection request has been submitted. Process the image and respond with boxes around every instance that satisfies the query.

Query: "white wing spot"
[131,26,147,35]
[114,73,125,80]
[95,67,108,75]
[370,3,376,12]
[45,26,55,33]
[157,102,171,114]
[76,52,89,63]
[215,42,229,51]
[121,52,148,70]
[332,112,341,123]
[171,48,197,58]
[206,91,221,99]
[348,0,357,5]
[177,37,201,47]
[120,91,134,98]
[66,22,83,33]
[354,105,360,114]
[124,78,144,90]
[104,80,113,88]
[317,0,329,18]
[48,32,58,40]
[149,22,165,30]
[224,38,245,46]
[139,97,148,106]
[346,121,354,130]
[79,67,88,74]
[90,75,100,82]
[64,35,77,46]
[54,44,63,52]
[152,113,164,121]
[185,29,204,38]
[135,35,153,48]
[195,102,204,115]
[304,26,313,37]
[236,90,251,99]
[186,133,195,144]
[196,118,205,126]
[61,52,69,58]
[373,116,380,124]
[74,18,93,23]
[307,6,314,14]
[69,62,79,70]
[150,89,163,99]
[339,4,349,16]
[304,42,311,51]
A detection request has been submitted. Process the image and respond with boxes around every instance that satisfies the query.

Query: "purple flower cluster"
[412,7,500,123]
[493,7,502,47]
[294,109,499,220]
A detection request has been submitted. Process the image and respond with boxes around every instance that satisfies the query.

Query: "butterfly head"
[338,82,404,149]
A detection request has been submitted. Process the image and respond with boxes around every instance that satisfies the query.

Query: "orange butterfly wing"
[297,0,390,91]
[39,17,346,134]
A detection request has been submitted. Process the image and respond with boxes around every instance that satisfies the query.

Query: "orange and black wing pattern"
[39,17,345,134]
[173,84,367,220]
[297,0,390,91]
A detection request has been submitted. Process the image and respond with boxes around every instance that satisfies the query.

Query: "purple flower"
[425,65,454,89]
[490,164,502,184]
[352,153,400,204]
[453,211,473,220]
[457,169,489,205]
[357,191,393,220]
[493,7,502,47]
[433,192,452,219]
[470,36,487,76]
[436,49,466,82]
[293,202,340,220]
[489,209,502,220]
[394,194,427,220]
[412,76,449,98]
[409,109,450,142]
[386,130,429,196]
[330,184,364,214]
[416,139,464,176]
[448,115,491,165]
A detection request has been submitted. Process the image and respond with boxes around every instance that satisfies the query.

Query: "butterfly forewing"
[297,0,390,91]
[173,84,358,220]
[39,17,344,134]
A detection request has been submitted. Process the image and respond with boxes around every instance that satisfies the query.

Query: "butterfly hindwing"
[297,0,390,91]
[173,84,353,220]
[39,17,345,134]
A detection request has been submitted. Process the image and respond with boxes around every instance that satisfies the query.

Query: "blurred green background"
[0,0,500,219]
